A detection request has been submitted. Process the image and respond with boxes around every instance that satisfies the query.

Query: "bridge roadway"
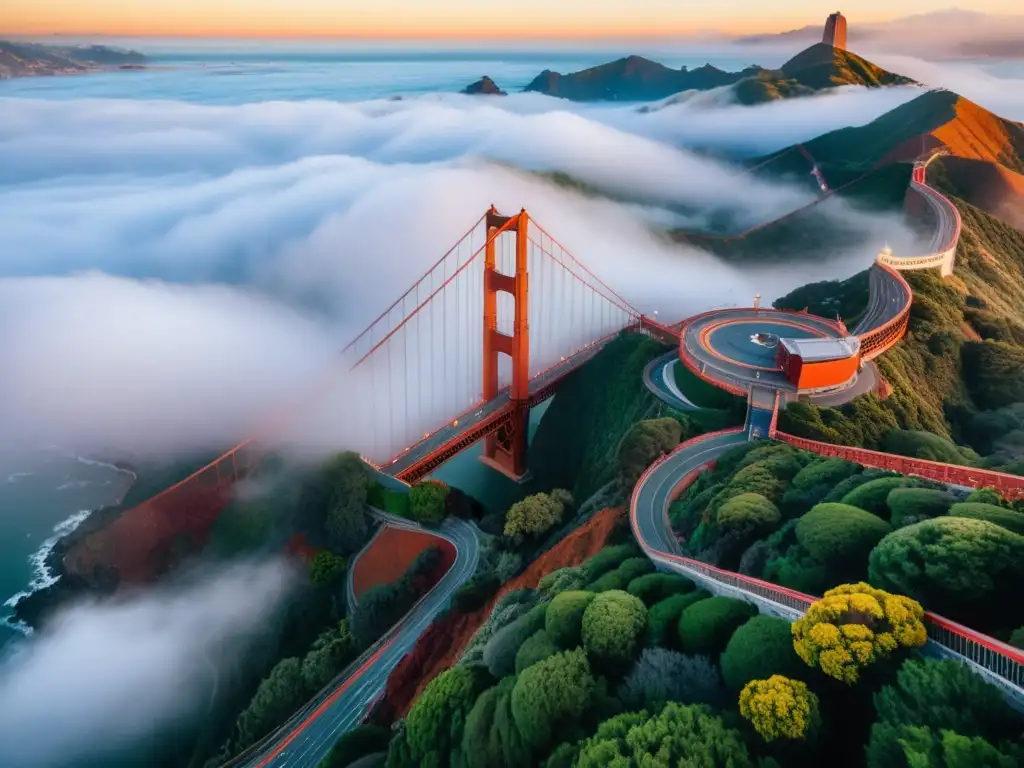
[384,341,607,476]
[853,263,911,335]
[233,517,479,768]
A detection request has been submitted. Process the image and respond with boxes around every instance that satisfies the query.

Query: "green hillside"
[734,43,915,106]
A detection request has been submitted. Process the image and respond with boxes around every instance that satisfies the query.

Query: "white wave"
[3,509,95,628]
[55,480,94,491]
[4,472,33,484]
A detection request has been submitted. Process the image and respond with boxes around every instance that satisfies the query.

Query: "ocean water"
[0,41,793,104]
[0,451,133,649]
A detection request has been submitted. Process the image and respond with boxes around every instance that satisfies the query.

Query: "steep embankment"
[352,526,456,600]
[775,195,1024,473]
[528,333,673,501]
[374,505,626,721]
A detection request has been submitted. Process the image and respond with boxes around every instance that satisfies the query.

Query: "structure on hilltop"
[822,11,848,50]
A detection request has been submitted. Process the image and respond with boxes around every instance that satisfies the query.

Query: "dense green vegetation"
[376,542,1022,768]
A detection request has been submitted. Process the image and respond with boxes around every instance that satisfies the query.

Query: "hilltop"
[521,43,912,105]
[0,40,147,79]
[733,43,915,104]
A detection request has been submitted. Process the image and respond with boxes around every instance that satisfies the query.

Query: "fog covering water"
[2,40,1023,765]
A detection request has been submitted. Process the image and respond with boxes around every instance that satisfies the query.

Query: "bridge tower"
[481,206,531,481]
[822,12,847,50]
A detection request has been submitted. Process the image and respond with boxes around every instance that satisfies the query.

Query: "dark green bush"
[677,596,757,656]
[885,488,955,527]
[545,590,595,649]
[321,724,391,767]
[948,502,1024,535]
[515,629,560,674]
[626,572,694,606]
[795,503,892,580]
[719,615,807,692]
[483,603,549,678]
[646,590,710,647]
[841,476,921,518]
[581,544,640,582]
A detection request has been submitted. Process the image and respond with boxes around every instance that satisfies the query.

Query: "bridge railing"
[630,429,1024,704]
[773,431,1024,500]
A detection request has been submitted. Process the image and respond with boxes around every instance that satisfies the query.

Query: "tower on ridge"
[822,11,847,50]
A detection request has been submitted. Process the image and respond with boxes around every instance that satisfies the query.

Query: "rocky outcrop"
[461,76,507,96]
[0,41,147,79]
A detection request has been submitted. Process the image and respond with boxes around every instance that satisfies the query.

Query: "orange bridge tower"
[822,11,848,50]
[481,206,531,481]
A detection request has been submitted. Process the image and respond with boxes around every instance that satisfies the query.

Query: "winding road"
[227,516,479,768]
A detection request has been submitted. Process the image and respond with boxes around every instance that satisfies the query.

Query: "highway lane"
[632,431,748,557]
[643,352,700,412]
[240,517,480,768]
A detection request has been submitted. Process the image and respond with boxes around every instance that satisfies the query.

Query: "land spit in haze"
[0,40,148,79]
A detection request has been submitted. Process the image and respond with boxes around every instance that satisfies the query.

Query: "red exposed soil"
[353,526,456,600]
[285,533,321,563]
[65,483,232,586]
[374,506,627,722]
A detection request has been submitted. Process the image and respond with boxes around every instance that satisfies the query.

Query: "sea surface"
[0,451,133,649]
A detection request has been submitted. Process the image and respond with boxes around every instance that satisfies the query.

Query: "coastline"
[3,455,137,634]
[0,64,154,81]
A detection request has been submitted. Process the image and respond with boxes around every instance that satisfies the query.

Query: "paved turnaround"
[236,517,479,768]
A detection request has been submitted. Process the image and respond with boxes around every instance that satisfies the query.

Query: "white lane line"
[660,362,700,410]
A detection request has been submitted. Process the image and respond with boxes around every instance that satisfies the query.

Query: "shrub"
[483,603,549,678]
[791,458,859,490]
[581,590,648,666]
[841,476,920,517]
[646,590,710,647]
[792,582,927,683]
[964,487,1005,507]
[511,648,597,750]
[947,502,1024,535]
[581,544,640,581]
[408,482,448,525]
[739,675,820,742]
[885,488,955,527]
[322,724,391,767]
[575,703,756,767]
[452,573,501,613]
[866,659,1023,768]
[504,492,569,544]
[494,550,524,581]
[545,590,595,649]
[459,677,532,768]
[588,557,653,592]
[308,551,347,589]
[677,596,757,656]
[617,648,726,710]
[868,517,1024,628]
[395,666,488,768]
[796,503,892,565]
[626,572,694,606]
[458,589,535,667]
[617,417,683,488]
[537,566,588,597]
[716,492,782,536]
[720,615,807,693]
[515,629,560,673]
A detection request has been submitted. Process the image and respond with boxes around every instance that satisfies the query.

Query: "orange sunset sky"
[3,1,1022,39]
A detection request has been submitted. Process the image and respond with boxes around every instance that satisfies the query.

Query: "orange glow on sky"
[2,1,1021,39]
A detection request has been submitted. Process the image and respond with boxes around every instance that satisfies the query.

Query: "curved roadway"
[235,517,479,768]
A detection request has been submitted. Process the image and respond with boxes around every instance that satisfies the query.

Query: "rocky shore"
[0,41,148,80]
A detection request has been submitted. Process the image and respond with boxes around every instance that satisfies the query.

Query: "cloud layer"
[0,86,929,461]
[0,559,297,768]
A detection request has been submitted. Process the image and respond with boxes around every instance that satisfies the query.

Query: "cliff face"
[523,55,765,102]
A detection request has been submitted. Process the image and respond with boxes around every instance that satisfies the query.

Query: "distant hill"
[0,40,147,79]
[522,43,913,105]
[522,55,766,102]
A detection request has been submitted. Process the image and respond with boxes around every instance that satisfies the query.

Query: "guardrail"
[773,431,1024,501]
[629,430,1024,709]
[856,262,913,361]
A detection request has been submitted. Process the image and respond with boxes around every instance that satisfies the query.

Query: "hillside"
[775,194,1024,475]
[523,56,765,102]
[752,89,1024,228]
[734,43,914,105]
[0,40,147,78]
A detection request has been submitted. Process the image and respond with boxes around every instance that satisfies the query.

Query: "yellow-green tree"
[503,492,568,544]
[738,675,820,741]
[791,582,927,683]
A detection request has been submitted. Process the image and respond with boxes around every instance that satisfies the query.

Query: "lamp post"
[754,293,761,313]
